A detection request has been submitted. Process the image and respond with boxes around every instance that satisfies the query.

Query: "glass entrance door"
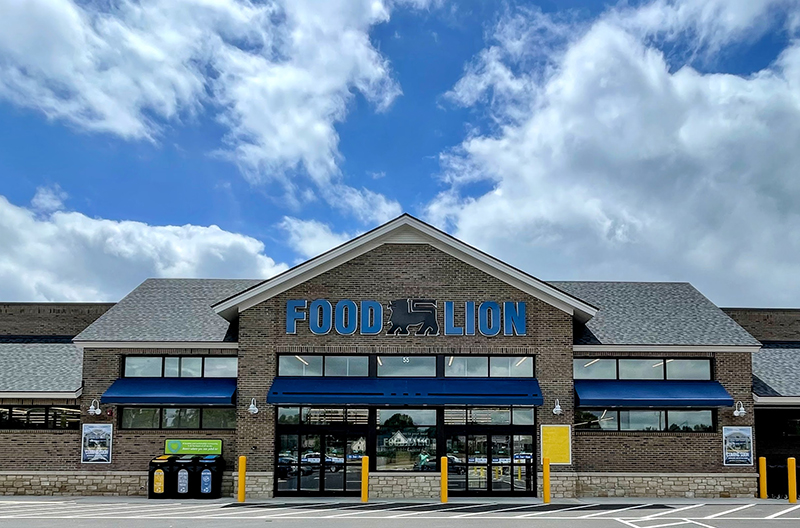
[445,431,535,495]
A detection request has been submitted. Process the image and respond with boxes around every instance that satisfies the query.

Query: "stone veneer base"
[0,471,234,497]
[538,472,758,499]
[368,472,440,499]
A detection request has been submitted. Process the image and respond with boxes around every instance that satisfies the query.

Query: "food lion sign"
[286,299,526,336]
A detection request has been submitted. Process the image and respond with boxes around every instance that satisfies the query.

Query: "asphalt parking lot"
[2,497,800,527]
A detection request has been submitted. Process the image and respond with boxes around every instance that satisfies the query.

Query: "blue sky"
[1,0,800,307]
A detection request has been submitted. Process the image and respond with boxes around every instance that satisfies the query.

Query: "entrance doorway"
[445,432,535,495]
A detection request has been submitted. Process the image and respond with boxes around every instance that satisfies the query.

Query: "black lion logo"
[386,299,439,336]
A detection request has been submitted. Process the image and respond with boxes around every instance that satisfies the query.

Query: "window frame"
[118,406,237,430]
[574,408,716,433]
[122,356,238,378]
[0,405,81,430]
[573,357,714,381]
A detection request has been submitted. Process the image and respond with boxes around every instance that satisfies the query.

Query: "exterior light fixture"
[87,399,102,416]
[552,399,563,415]
[733,401,747,417]
[248,398,259,415]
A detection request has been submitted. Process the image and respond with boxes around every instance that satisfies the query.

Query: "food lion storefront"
[1,214,760,499]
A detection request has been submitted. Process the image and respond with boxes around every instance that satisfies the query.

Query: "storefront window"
[573,358,616,379]
[619,410,665,431]
[277,407,300,424]
[377,356,436,377]
[122,407,160,429]
[324,356,368,377]
[204,357,238,377]
[489,356,533,377]
[8,407,47,429]
[667,410,713,432]
[164,357,180,377]
[666,359,711,380]
[376,408,437,471]
[445,356,489,377]
[575,409,618,430]
[512,407,535,425]
[202,408,237,429]
[303,407,346,424]
[468,407,511,425]
[124,357,162,377]
[48,407,81,429]
[162,408,201,429]
[618,359,664,380]
[278,355,323,376]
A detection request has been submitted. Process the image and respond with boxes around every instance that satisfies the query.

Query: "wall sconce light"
[87,399,102,416]
[733,401,747,417]
[248,398,259,415]
[552,399,563,415]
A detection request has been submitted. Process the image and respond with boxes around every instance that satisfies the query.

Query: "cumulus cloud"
[279,216,353,260]
[0,194,287,302]
[0,0,416,223]
[30,185,68,213]
[432,0,800,307]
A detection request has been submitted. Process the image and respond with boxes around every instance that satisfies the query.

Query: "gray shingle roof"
[75,279,261,343]
[0,343,82,392]
[550,282,760,346]
[752,343,800,397]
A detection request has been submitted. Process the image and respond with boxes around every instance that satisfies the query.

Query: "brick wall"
[723,308,800,342]
[238,243,574,484]
[0,303,114,336]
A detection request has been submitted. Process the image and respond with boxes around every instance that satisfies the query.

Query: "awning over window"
[101,378,236,405]
[267,377,543,406]
[574,380,734,408]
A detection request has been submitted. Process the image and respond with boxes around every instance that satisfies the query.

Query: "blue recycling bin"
[195,455,226,499]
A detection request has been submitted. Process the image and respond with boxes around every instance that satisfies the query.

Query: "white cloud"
[30,184,68,213]
[279,216,353,260]
[431,0,800,307]
[0,194,287,301]
[0,0,419,222]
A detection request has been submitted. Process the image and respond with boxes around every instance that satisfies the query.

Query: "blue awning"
[101,378,236,405]
[574,380,734,408]
[267,377,543,406]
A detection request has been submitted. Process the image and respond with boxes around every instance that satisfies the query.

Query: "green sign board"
[164,439,223,455]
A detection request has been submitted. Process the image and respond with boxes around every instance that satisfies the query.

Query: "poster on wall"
[81,424,113,464]
[540,425,572,465]
[723,426,753,466]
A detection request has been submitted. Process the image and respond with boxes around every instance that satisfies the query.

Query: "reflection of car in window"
[300,452,344,472]
[276,456,313,479]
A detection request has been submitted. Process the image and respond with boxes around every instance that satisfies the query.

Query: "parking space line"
[638,521,692,528]
[323,503,431,518]
[120,503,231,518]
[63,503,215,518]
[513,504,596,518]
[639,504,704,519]
[452,503,547,517]
[702,503,754,519]
[387,503,496,518]
[7,502,169,518]
[580,504,649,518]
[0,502,77,514]
[765,503,800,519]
[685,520,717,528]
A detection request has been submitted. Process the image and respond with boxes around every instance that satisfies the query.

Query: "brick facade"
[723,308,800,342]
[0,303,113,336]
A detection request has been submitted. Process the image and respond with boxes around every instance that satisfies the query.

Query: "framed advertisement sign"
[723,426,753,466]
[81,424,113,464]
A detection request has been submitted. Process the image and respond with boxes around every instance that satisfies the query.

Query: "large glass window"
[575,409,618,430]
[490,356,534,377]
[666,359,711,380]
[120,407,235,429]
[618,359,664,380]
[445,356,489,377]
[377,356,436,377]
[667,410,713,432]
[124,356,237,378]
[376,408,437,471]
[204,357,238,378]
[324,356,369,377]
[619,410,665,431]
[124,357,163,377]
[0,406,81,430]
[7,407,47,429]
[278,355,323,376]
[573,358,616,379]
[48,407,82,429]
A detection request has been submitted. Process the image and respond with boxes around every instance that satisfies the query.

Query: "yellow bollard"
[789,457,797,504]
[237,455,246,503]
[517,466,522,482]
[361,456,369,503]
[759,457,767,499]
[543,457,551,504]
[441,456,448,503]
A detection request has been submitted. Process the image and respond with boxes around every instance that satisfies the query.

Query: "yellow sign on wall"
[540,425,572,465]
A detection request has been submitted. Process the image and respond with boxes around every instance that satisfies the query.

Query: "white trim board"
[73,341,238,350]
[0,388,82,399]
[213,214,598,322]
[574,345,761,353]
[753,394,800,406]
